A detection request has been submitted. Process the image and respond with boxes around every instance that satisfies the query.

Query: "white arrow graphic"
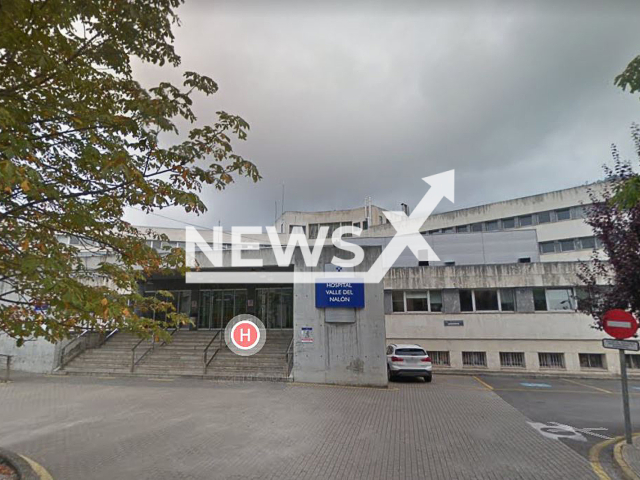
[365,170,455,283]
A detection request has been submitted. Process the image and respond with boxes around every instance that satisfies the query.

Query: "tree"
[577,125,640,328]
[0,0,260,345]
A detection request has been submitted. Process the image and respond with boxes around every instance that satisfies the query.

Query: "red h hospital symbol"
[231,320,260,350]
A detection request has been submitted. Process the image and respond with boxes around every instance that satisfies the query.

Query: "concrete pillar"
[516,288,535,313]
[292,246,387,387]
[443,289,460,314]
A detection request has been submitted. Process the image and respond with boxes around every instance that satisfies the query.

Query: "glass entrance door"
[255,287,293,329]
[198,289,247,329]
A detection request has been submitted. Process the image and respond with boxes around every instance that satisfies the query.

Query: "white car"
[386,344,433,382]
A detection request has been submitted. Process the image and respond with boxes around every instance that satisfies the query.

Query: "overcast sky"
[126,0,640,230]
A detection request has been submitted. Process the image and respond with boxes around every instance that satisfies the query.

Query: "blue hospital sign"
[315,281,365,308]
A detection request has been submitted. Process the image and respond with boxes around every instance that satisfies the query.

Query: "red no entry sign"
[603,309,638,340]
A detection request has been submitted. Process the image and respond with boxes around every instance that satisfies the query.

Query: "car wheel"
[424,375,432,383]
[387,368,394,382]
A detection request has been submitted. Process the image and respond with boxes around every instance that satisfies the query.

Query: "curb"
[614,438,640,480]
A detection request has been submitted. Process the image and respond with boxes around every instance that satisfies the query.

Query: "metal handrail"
[285,336,294,378]
[130,328,178,372]
[131,336,154,373]
[59,330,91,369]
[203,330,223,373]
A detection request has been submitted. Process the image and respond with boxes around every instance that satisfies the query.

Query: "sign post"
[602,309,639,445]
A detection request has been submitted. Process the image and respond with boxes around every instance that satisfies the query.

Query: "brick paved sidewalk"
[0,374,597,479]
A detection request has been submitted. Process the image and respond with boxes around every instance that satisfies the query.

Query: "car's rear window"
[395,348,426,356]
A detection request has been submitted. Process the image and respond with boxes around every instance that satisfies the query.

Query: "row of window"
[391,287,584,313]
[429,351,630,370]
[424,205,587,235]
[539,236,601,254]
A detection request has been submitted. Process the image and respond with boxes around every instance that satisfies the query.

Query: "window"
[456,225,469,233]
[574,205,589,219]
[518,257,531,263]
[556,208,571,221]
[392,291,405,312]
[499,289,516,311]
[533,288,547,311]
[500,352,525,368]
[429,290,443,312]
[574,287,590,310]
[546,288,575,310]
[518,215,533,227]
[405,291,429,312]
[395,348,427,356]
[458,289,512,312]
[362,220,369,230]
[462,351,487,367]
[309,224,319,239]
[442,227,455,234]
[579,237,596,250]
[428,229,440,235]
[559,239,576,252]
[430,351,450,366]
[474,289,499,311]
[69,235,82,245]
[444,261,456,266]
[626,355,640,369]
[538,353,565,369]
[289,225,306,234]
[460,290,474,312]
[539,241,556,254]
[386,345,393,355]
[471,223,483,232]
[353,222,361,228]
[379,215,383,225]
[502,218,515,229]
[537,211,551,224]
[485,220,500,232]
[391,291,443,313]
[418,261,430,267]
[579,353,605,369]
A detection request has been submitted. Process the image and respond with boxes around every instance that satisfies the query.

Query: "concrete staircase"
[205,329,293,381]
[62,329,293,382]
[62,332,142,375]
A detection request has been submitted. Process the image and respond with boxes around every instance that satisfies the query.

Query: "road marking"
[520,382,552,388]
[614,436,640,480]
[147,378,175,382]
[563,378,613,394]
[20,455,54,480]
[589,437,619,480]
[472,376,494,390]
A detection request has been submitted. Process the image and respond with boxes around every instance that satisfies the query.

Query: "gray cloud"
[126,0,640,229]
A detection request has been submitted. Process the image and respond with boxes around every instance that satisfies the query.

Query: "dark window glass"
[580,237,596,249]
[405,292,428,312]
[442,227,454,234]
[502,218,515,229]
[556,208,571,221]
[459,289,473,311]
[518,215,533,227]
[539,242,556,254]
[579,353,604,369]
[537,211,551,224]
[485,220,499,232]
[430,290,443,312]
[518,257,531,263]
[547,288,574,310]
[559,239,576,252]
[500,289,515,311]
[471,223,483,232]
[456,225,469,233]
[395,348,427,356]
[474,289,499,311]
[392,291,404,312]
[533,288,547,311]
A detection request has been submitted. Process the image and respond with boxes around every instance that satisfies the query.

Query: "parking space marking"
[563,378,613,394]
[473,376,494,390]
[520,382,552,388]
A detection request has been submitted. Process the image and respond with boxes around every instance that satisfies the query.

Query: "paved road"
[477,374,640,479]
[0,373,597,480]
